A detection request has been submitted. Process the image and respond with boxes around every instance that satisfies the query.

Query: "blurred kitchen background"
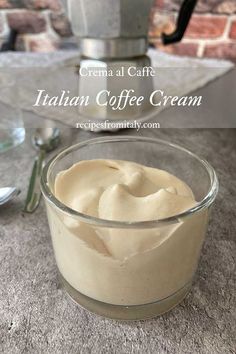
[0,0,235,61]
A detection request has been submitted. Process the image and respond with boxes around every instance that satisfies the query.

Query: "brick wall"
[0,0,235,61]
[0,0,72,51]
[150,0,236,60]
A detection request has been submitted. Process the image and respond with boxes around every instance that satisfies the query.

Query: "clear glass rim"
[41,135,219,229]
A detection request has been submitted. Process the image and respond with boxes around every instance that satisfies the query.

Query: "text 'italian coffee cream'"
[46,160,208,306]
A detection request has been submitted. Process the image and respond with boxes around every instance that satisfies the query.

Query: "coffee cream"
[46,160,208,305]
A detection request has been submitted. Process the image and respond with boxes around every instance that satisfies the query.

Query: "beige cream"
[46,159,208,305]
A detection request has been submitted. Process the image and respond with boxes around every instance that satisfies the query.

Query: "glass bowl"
[41,136,218,320]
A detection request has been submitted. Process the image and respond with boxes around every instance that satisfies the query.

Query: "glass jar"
[0,73,25,153]
[41,136,218,320]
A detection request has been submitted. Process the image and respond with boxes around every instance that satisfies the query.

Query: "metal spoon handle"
[24,149,45,213]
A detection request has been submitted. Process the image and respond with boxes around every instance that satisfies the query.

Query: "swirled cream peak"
[54,159,196,221]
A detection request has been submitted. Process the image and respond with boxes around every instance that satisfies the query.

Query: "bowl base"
[60,273,191,320]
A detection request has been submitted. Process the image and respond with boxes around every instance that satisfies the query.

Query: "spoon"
[23,128,60,213]
[0,187,20,206]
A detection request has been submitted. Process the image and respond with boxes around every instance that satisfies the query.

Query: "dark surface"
[0,126,235,354]
[0,57,236,354]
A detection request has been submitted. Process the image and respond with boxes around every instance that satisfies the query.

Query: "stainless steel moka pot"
[63,0,197,59]
[61,0,197,130]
